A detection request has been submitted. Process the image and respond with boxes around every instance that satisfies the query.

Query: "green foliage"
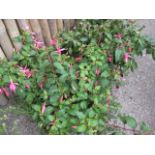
[0,19,155,134]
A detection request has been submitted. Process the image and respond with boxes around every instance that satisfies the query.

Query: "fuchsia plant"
[0,20,154,135]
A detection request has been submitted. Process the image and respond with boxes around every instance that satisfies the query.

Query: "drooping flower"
[2,87,9,97]
[123,53,129,63]
[72,125,77,129]
[0,88,3,95]
[56,47,61,55]
[41,102,46,114]
[96,68,100,76]
[108,55,113,63]
[19,66,32,78]
[75,56,82,62]
[34,40,44,49]
[50,39,57,46]
[9,80,18,93]
[114,33,122,39]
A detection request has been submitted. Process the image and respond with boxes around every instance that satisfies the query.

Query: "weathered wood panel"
[0,46,6,59]
[39,19,51,45]
[3,19,22,51]
[56,19,63,32]
[0,20,14,59]
[48,19,58,38]
[29,19,44,41]
[16,19,32,32]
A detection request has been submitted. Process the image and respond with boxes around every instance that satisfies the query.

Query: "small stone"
[0,95,8,106]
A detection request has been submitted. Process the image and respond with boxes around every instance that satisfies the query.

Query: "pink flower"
[41,102,46,114]
[75,56,82,62]
[114,33,122,39]
[34,40,44,49]
[96,69,100,76]
[72,125,77,129]
[55,48,65,55]
[108,56,113,63]
[9,80,18,93]
[0,88,3,95]
[56,47,61,54]
[123,53,129,63]
[50,39,57,46]
[19,66,32,78]
[2,87,9,97]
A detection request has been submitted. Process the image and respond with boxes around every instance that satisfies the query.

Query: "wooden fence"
[0,19,75,59]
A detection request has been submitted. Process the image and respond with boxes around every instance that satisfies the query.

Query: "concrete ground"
[113,20,155,132]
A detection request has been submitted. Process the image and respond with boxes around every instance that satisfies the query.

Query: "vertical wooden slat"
[70,19,75,29]
[39,19,51,46]
[0,20,14,59]
[29,19,44,42]
[3,19,22,51]
[56,19,63,32]
[0,46,6,59]
[48,19,58,38]
[16,19,31,32]
[63,19,71,31]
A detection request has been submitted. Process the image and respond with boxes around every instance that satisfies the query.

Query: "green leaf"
[88,119,98,127]
[140,122,150,132]
[76,111,86,119]
[49,95,59,105]
[47,115,55,122]
[126,116,137,129]
[80,101,87,109]
[53,62,65,74]
[98,119,105,127]
[32,105,41,112]
[115,49,123,62]
[105,32,112,40]
[100,79,109,88]
[71,81,78,91]
[88,109,96,118]
[77,125,86,133]
[101,70,110,78]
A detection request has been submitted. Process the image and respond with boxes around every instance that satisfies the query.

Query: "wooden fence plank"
[0,46,6,59]
[29,19,44,42]
[48,19,58,38]
[16,19,31,32]
[0,20,14,59]
[56,19,63,32]
[3,19,22,51]
[63,19,71,31]
[70,19,75,28]
[39,19,51,46]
